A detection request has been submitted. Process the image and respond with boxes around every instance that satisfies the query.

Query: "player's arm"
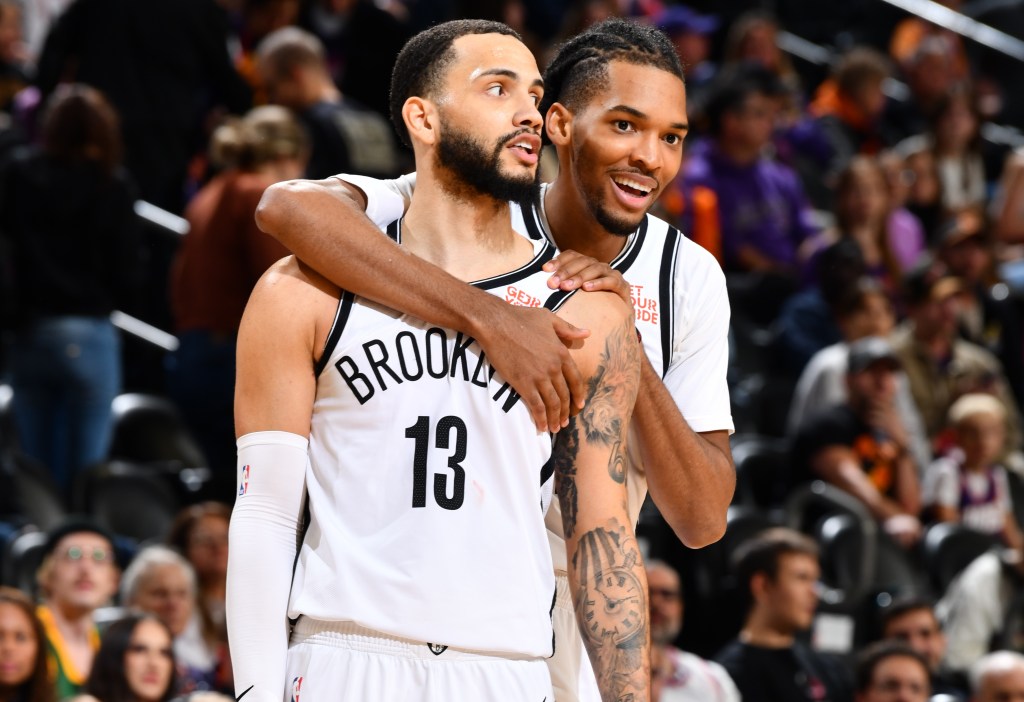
[632,257,734,548]
[256,177,628,432]
[226,258,326,702]
[551,293,649,702]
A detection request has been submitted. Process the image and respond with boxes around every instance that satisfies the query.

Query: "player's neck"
[544,177,629,264]
[404,175,532,281]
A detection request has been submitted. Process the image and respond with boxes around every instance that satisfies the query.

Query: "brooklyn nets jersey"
[289,219,575,658]
[512,184,733,573]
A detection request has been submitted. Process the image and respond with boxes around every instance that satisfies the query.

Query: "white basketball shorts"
[284,618,554,702]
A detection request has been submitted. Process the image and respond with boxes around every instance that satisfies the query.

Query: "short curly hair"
[389,19,522,148]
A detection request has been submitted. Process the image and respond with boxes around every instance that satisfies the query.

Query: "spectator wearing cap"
[35,520,119,699]
[657,5,719,107]
[787,277,932,472]
[890,257,1024,461]
[792,336,924,548]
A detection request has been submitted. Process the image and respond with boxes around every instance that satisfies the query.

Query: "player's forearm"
[255,179,502,338]
[553,312,649,702]
[555,432,650,702]
[633,356,733,547]
[226,433,307,702]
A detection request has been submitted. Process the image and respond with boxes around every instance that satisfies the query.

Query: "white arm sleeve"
[226,431,308,702]
[333,172,416,228]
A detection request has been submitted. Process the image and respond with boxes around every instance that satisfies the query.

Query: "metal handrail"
[876,0,1024,61]
[112,200,187,352]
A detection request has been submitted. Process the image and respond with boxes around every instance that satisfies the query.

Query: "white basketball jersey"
[511,192,686,573]
[289,219,575,658]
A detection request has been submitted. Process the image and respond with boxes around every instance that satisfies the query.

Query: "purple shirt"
[683,139,820,270]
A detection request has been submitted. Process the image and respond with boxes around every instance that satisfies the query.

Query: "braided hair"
[540,18,684,120]
[389,19,521,148]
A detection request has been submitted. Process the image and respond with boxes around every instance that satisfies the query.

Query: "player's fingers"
[552,316,590,342]
[561,349,587,412]
[549,364,572,428]
[541,377,566,433]
[522,388,549,433]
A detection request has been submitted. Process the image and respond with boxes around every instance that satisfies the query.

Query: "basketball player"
[256,18,734,701]
[227,20,649,702]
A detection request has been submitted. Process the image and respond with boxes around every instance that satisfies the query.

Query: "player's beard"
[571,143,647,237]
[435,122,540,208]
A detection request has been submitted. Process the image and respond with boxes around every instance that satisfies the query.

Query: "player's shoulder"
[247,256,341,320]
[558,289,633,343]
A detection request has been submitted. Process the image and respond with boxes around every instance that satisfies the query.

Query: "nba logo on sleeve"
[291,676,303,702]
[238,464,250,496]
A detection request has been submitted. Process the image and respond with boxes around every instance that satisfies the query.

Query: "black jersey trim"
[391,217,556,290]
[522,202,548,242]
[658,226,681,377]
[611,215,648,274]
[314,290,356,378]
[472,239,557,290]
[548,583,557,658]
[541,286,579,312]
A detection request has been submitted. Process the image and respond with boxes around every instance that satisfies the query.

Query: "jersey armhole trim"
[314,290,356,378]
[658,226,681,377]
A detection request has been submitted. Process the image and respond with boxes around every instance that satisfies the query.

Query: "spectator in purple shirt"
[684,65,821,280]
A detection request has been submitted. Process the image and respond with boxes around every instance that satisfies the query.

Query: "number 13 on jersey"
[405,415,468,511]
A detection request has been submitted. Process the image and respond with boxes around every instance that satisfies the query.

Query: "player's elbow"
[255,179,303,237]
[671,512,728,549]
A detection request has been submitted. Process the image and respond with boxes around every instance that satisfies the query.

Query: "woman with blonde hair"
[168,105,309,496]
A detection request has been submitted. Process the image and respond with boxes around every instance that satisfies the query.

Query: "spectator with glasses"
[35,520,120,699]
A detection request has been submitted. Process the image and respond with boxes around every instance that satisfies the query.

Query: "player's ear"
[545,103,573,146]
[403,96,437,147]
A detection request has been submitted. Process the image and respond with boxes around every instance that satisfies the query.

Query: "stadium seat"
[730,434,792,509]
[922,522,1000,595]
[2,529,47,597]
[0,450,65,531]
[108,393,210,495]
[76,461,180,543]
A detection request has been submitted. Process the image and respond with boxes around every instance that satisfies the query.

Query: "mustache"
[496,127,540,149]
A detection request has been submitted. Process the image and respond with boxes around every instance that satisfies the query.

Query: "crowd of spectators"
[0,0,1022,700]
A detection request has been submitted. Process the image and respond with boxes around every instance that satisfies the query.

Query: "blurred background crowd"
[1,0,1024,700]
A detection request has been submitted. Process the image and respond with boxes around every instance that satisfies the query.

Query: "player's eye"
[664,134,682,145]
[615,120,633,132]
[486,84,505,97]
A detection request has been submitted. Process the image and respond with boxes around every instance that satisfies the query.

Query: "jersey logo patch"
[238,464,250,496]
[427,643,448,656]
[291,676,303,702]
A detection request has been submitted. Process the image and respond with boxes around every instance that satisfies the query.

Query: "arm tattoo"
[572,521,648,701]
[579,316,640,482]
[551,422,580,538]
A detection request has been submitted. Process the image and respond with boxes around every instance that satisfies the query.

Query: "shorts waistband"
[291,618,541,662]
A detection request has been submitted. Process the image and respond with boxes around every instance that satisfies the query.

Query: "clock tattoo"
[582,565,645,644]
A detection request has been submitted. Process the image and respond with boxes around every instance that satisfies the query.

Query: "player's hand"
[543,250,632,307]
[474,299,590,433]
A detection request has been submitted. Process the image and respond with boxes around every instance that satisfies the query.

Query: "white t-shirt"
[923,450,1012,536]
